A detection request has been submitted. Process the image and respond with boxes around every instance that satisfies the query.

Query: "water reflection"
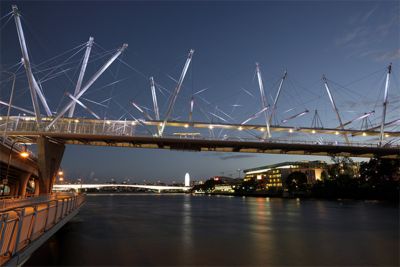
[180,194,193,263]
[26,194,399,266]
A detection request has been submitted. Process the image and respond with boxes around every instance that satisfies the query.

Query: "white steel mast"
[379,64,392,146]
[12,5,53,122]
[68,37,94,117]
[323,75,349,144]
[158,49,194,136]
[46,44,128,130]
[255,63,271,138]
[269,70,287,124]
[189,97,194,123]
[149,77,160,121]
[66,93,100,119]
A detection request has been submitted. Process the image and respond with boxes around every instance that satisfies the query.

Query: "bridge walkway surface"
[0,193,85,266]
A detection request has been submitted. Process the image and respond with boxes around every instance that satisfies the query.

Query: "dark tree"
[328,156,356,178]
[285,171,308,193]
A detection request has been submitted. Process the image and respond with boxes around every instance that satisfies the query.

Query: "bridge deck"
[2,116,399,158]
[7,132,400,158]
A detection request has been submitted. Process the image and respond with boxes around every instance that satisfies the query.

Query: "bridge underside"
[9,133,400,158]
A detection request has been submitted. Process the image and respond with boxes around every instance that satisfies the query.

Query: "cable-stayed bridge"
[2,116,399,158]
[0,5,399,195]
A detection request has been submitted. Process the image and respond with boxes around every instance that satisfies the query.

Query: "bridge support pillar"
[8,182,18,197]
[18,172,31,197]
[37,137,65,195]
[34,178,40,196]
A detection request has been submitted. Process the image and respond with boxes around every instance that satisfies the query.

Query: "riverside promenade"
[0,193,85,266]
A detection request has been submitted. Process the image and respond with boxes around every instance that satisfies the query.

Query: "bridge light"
[260,128,265,132]
[238,126,243,131]
[289,129,293,133]
[312,130,316,134]
[131,121,136,125]
[209,125,214,129]
[184,124,189,128]
[385,134,390,137]
[362,132,367,136]
[19,146,29,159]
[159,122,163,126]
[19,150,29,158]
[74,119,79,123]
[335,131,339,135]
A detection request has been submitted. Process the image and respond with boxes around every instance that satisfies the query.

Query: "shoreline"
[82,191,399,204]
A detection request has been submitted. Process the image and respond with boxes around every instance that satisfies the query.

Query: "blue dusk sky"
[0,1,399,183]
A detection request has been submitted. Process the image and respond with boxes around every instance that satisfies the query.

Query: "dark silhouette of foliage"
[285,171,308,193]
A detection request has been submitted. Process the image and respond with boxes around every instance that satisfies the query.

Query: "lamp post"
[58,169,64,183]
[237,169,241,179]
[2,71,16,143]
[2,140,30,195]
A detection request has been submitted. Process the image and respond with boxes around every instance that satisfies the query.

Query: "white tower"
[185,173,190,187]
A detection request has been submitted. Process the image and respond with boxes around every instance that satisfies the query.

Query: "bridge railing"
[0,193,85,265]
[0,193,75,211]
[1,116,399,149]
[0,116,137,137]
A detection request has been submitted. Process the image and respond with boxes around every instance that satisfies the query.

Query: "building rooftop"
[243,160,327,174]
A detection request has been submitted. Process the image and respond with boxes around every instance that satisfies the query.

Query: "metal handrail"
[1,116,399,149]
[0,193,85,265]
[0,193,76,212]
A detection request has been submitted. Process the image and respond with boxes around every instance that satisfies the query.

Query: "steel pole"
[379,64,392,146]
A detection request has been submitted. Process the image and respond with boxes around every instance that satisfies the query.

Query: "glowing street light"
[19,146,29,158]
[3,140,29,187]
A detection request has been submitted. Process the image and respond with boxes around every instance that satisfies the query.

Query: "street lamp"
[2,140,30,195]
[1,71,16,142]
[57,169,64,183]
[20,148,29,158]
[237,169,241,179]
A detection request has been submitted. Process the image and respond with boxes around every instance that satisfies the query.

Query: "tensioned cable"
[0,11,12,21]
[37,45,87,83]
[33,49,116,87]
[115,50,255,124]
[30,42,87,69]
[342,66,388,87]
[3,61,23,74]
[0,14,13,32]
[103,48,123,119]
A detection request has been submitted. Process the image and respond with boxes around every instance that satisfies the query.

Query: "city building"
[213,184,235,193]
[243,161,328,190]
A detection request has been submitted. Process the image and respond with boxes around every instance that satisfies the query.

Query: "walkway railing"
[0,193,75,211]
[1,116,399,149]
[0,193,85,265]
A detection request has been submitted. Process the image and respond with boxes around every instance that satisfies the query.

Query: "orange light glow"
[20,151,29,158]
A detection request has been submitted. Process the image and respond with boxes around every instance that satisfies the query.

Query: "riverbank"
[200,191,400,203]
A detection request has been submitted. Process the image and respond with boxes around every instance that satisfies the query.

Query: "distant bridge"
[53,183,191,192]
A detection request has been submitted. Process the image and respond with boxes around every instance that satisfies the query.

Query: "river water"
[26,194,399,266]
